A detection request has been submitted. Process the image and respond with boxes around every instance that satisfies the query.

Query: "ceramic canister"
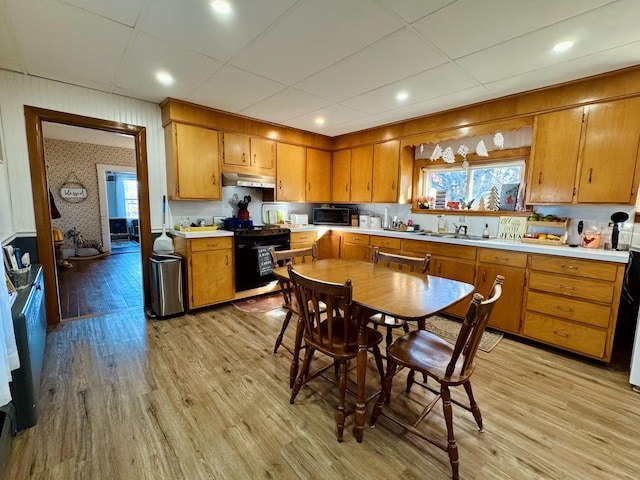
[359,215,370,228]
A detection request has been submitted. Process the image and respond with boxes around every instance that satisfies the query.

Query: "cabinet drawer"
[403,240,476,260]
[530,255,617,281]
[478,249,527,268]
[522,312,607,358]
[370,236,401,250]
[526,291,610,328]
[190,237,233,252]
[290,231,317,244]
[528,271,614,304]
[343,232,370,245]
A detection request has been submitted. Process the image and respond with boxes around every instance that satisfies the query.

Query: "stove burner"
[223,226,290,236]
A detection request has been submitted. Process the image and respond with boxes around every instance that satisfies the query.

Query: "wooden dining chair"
[288,266,385,442]
[371,247,431,350]
[370,275,504,480]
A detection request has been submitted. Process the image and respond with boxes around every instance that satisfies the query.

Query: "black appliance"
[227,226,290,292]
[313,207,351,225]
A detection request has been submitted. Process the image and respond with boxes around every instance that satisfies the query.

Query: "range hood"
[222,172,275,189]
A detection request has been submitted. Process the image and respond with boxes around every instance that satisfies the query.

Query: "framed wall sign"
[497,216,527,240]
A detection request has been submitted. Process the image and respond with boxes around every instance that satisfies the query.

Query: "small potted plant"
[415,195,435,209]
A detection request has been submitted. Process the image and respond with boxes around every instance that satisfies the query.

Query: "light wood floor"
[6,303,640,479]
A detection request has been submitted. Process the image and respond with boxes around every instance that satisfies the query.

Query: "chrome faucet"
[454,223,468,238]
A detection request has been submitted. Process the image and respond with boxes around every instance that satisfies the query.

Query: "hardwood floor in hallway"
[5,301,640,479]
[57,251,142,320]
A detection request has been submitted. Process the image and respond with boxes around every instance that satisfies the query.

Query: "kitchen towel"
[257,247,274,276]
[0,239,20,406]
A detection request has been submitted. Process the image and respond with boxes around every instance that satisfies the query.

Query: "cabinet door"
[276,143,306,202]
[350,145,373,203]
[167,123,221,200]
[222,132,250,167]
[306,148,332,202]
[250,137,275,171]
[429,257,475,318]
[372,140,399,203]
[342,244,371,262]
[332,149,351,202]
[190,250,234,308]
[475,263,525,334]
[526,107,583,204]
[317,233,341,259]
[577,97,640,203]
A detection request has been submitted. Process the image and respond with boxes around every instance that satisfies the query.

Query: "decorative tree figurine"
[478,196,486,211]
[486,186,500,211]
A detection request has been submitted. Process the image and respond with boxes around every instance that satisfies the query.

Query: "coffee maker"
[605,211,631,251]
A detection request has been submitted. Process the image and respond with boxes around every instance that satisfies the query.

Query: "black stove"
[223,226,290,237]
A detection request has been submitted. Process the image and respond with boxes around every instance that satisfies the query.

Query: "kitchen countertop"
[170,225,630,263]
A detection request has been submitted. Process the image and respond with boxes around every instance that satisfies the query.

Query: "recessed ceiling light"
[553,40,574,53]
[314,117,325,126]
[396,92,409,101]
[211,0,231,13]
[156,71,174,86]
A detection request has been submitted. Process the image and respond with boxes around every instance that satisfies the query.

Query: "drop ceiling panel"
[231,0,404,85]
[282,104,367,133]
[138,0,297,62]
[415,0,615,59]
[343,63,479,115]
[240,88,331,124]
[295,29,448,102]
[0,4,22,73]
[115,32,223,103]
[63,0,148,27]
[457,0,640,84]
[7,0,131,87]
[378,0,454,24]
[187,66,286,113]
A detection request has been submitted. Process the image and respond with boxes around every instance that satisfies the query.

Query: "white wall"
[0,70,166,242]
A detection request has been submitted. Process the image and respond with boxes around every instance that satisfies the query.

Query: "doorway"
[24,106,152,326]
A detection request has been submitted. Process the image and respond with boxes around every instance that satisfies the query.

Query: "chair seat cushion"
[306,318,383,356]
[388,330,474,384]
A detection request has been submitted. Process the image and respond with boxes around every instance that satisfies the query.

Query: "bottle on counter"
[483,223,490,239]
[437,215,446,233]
[383,207,390,229]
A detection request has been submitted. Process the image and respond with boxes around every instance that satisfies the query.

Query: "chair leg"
[371,361,397,425]
[289,315,304,388]
[371,345,385,383]
[463,380,483,431]
[274,310,293,353]
[406,369,415,392]
[337,360,347,442]
[385,326,394,352]
[402,322,409,333]
[290,347,315,404]
[441,386,460,480]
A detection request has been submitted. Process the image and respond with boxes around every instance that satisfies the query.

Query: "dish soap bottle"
[437,215,446,233]
[483,223,490,239]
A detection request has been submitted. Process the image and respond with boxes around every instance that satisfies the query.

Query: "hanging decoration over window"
[59,171,88,203]
[430,144,442,161]
[442,146,455,164]
[493,132,505,149]
[476,139,489,157]
[457,144,470,170]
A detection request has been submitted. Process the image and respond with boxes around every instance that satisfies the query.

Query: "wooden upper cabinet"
[576,97,640,204]
[372,140,400,203]
[276,143,306,202]
[526,107,584,204]
[350,145,373,203]
[164,122,221,200]
[332,149,351,202]
[222,133,275,172]
[250,137,275,171]
[306,148,331,202]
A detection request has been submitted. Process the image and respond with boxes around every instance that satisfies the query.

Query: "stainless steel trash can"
[149,254,184,319]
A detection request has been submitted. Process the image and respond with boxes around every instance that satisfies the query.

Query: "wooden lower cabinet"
[174,236,235,310]
[523,254,624,362]
[290,231,318,262]
[317,231,341,259]
[341,232,371,262]
[475,249,527,334]
[370,235,401,254]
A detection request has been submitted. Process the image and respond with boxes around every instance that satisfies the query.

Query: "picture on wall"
[499,183,520,211]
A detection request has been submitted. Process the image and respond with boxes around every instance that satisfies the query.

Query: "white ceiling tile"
[414,0,615,59]
[240,88,332,124]
[187,66,286,113]
[282,104,367,134]
[138,0,297,62]
[295,29,447,102]
[0,4,22,73]
[62,0,148,27]
[115,32,224,103]
[7,0,131,86]
[377,0,454,24]
[322,116,388,137]
[342,63,479,114]
[456,0,640,84]
[485,41,640,100]
[231,0,404,84]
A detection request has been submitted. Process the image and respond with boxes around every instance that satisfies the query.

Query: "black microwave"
[313,207,351,225]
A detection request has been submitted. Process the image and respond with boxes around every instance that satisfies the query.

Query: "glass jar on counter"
[582,226,601,248]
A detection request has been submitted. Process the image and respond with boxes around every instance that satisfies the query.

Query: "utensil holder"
[9,266,31,290]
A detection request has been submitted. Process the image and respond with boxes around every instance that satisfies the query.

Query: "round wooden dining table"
[273,258,475,442]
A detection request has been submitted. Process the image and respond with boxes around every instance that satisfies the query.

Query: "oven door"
[234,236,290,292]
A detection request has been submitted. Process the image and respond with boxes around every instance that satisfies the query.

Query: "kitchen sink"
[423,232,490,240]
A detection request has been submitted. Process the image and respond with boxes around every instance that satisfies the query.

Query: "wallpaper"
[45,139,135,249]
